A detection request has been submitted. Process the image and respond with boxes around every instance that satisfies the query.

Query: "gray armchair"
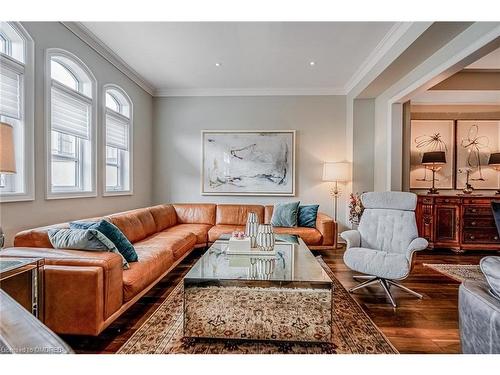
[341,191,428,307]
[459,256,500,354]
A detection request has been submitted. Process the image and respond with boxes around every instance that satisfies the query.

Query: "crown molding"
[154,87,346,97]
[61,22,155,96]
[344,22,416,94]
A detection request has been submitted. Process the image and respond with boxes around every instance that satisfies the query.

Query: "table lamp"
[323,161,350,249]
[488,152,500,194]
[421,151,446,195]
[0,122,16,248]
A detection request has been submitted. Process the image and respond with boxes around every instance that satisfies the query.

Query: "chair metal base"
[349,275,423,308]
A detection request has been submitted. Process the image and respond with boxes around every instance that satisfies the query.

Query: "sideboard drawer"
[463,206,493,217]
[463,228,500,243]
[463,217,496,228]
[435,197,461,204]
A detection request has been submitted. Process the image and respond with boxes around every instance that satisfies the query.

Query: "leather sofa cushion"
[149,204,178,232]
[264,205,274,224]
[123,236,179,302]
[108,208,157,244]
[163,224,212,245]
[272,227,323,245]
[146,231,197,260]
[216,204,264,225]
[173,204,216,225]
[208,225,245,242]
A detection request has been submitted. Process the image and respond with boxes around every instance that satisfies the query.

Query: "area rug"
[117,257,398,354]
[423,263,484,283]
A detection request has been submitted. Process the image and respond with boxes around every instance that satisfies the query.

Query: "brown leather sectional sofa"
[2,203,335,336]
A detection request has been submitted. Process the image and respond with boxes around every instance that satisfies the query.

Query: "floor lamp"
[323,161,349,249]
[0,122,16,248]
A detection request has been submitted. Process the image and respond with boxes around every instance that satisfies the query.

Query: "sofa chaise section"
[7,204,198,335]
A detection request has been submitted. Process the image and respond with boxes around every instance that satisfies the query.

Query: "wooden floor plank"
[62,246,491,354]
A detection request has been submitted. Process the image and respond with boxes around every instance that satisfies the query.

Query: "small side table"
[0,257,44,320]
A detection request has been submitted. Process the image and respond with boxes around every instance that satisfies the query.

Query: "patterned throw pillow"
[271,201,300,227]
[48,228,129,269]
[70,219,138,262]
[298,205,319,228]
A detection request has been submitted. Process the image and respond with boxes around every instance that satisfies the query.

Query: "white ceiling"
[81,22,396,95]
[466,47,500,69]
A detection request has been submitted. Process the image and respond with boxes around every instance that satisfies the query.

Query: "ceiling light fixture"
[215,62,222,67]
[309,61,316,66]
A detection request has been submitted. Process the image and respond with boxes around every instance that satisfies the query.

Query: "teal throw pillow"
[271,201,300,227]
[298,205,319,228]
[70,219,138,262]
[48,228,129,269]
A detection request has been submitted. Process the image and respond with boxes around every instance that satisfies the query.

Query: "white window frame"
[45,48,97,200]
[103,84,133,196]
[0,22,34,203]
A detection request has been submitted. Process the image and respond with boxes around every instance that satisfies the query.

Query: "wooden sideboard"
[416,194,500,252]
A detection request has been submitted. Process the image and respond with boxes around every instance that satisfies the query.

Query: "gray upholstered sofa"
[459,256,500,354]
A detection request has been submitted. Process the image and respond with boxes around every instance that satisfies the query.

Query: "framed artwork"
[410,120,455,190]
[456,120,500,190]
[201,130,296,196]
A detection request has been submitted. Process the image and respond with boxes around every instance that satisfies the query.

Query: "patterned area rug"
[424,263,484,283]
[117,257,398,354]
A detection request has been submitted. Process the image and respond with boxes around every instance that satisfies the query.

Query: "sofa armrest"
[1,247,123,335]
[316,212,335,246]
[340,230,361,249]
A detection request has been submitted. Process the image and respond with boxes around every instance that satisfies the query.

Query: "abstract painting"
[456,120,500,190]
[202,130,295,196]
[410,120,455,190]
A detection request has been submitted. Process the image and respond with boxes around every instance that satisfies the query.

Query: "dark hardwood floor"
[62,247,490,354]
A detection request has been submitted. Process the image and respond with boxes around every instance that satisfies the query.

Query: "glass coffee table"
[183,237,333,343]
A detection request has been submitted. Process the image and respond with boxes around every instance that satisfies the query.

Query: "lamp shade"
[421,151,446,165]
[488,152,500,166]
[323,162,350,182]
[0,122,16,174]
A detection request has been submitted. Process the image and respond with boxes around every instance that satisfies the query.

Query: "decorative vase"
[256,224,275,251]
[249,257,276,280]
[245,212,259,248]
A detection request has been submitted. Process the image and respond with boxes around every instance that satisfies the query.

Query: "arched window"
[104,85,132,194]
[0,22,34,202]
[46,49,96,198]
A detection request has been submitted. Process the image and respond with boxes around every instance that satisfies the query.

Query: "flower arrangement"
[349,193,364,225]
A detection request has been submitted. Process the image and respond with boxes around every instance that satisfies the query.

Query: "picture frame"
[410,120,455,190]
[201,130,296,196]
[455,120,500,190]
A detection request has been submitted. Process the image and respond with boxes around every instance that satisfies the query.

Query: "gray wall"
[0,22,153,246]
[352,99,375,193]
[152,95,348,228]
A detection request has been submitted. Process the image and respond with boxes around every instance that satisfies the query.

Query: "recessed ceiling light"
[309,61,316,66]
[215,62,222,67]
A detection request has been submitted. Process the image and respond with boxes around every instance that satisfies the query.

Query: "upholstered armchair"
[340,191,428,307]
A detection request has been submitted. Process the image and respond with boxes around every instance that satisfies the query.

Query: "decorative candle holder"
[256,224,275,251]
[245,212,259,248]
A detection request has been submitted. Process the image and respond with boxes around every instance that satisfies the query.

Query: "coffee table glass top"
[185,238,332,287]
